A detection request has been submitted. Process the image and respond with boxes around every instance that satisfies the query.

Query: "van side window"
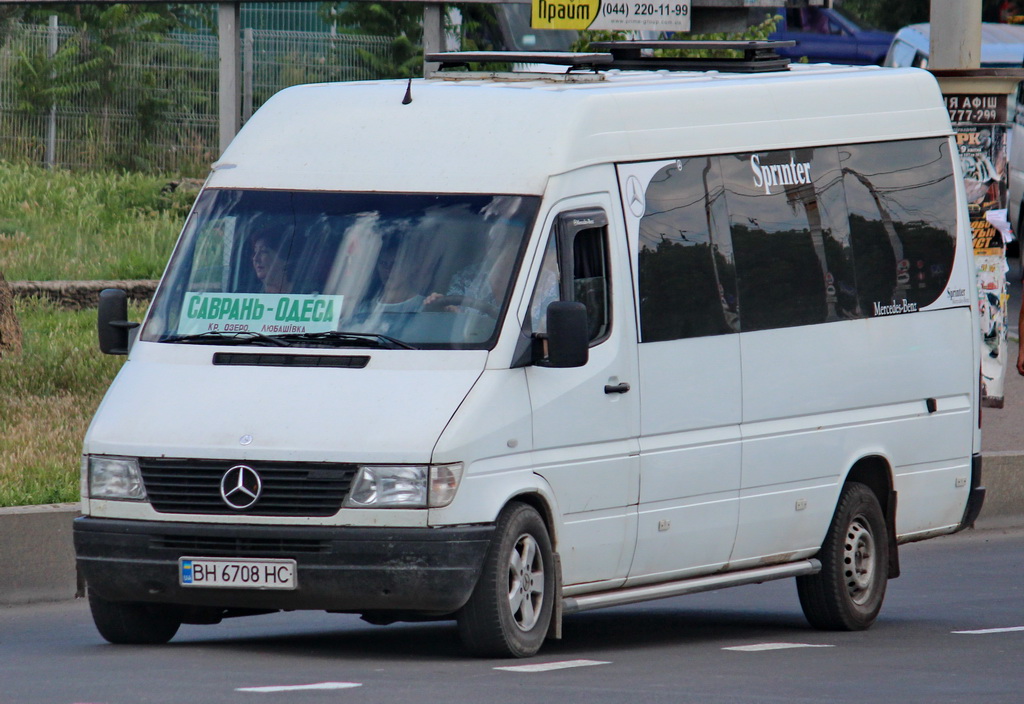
[529,212,611,343]
[528,236,560,335]
[721,146,857,331]
[637,157,738,341]
[841,138,958,314]
[573,227,611,341]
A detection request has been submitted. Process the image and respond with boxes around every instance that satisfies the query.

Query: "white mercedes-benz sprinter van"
[75,41,985,658]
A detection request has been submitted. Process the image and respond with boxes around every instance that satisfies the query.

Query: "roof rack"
[426,40,796,75]
[426,51,613,72]
[591,40,795,73]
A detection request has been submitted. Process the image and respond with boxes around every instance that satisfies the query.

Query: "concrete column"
[218,3,242,155]
[423,4,444,77]
[46,15,58,169]
[929,0,982,70]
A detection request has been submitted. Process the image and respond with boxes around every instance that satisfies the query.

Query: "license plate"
[179,557,297,590]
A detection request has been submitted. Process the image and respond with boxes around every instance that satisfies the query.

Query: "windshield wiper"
[162,331,290,347]
[273,330,417,350]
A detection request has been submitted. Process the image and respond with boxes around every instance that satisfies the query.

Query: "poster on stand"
[950,110,1011,408]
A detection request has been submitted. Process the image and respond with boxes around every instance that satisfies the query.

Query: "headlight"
[88,455,147,501]
[344,463,463,509]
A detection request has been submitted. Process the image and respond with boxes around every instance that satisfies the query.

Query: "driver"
[424,243,518,314]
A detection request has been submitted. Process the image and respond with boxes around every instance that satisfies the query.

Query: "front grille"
[139,458,356,517]
[152,534,328,555]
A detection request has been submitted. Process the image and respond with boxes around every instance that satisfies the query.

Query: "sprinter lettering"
[750,154,812,194]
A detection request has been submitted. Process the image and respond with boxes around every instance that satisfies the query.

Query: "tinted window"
[721,146,855,331]
[841,138,958,314]
[573,225,611,342]
[637,158,737,341]
[142,190,539,349]
[528,213,611,343]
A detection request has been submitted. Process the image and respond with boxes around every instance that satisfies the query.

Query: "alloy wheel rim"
[507,533,545,631]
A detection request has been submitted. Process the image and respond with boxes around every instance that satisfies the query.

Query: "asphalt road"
[2,521,1022,704]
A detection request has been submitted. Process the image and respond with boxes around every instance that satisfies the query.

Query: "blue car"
[767,6,894,65]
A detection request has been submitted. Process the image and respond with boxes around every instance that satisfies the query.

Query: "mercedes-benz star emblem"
[220,465,262,510]
[626,175,645,218]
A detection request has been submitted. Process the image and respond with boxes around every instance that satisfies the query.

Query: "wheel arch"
[843,454,900,579]
[503,489,563,641]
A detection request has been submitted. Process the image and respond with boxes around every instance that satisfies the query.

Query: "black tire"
[88,589,182,645]
[797,482,889,631]
[457,502,554,658]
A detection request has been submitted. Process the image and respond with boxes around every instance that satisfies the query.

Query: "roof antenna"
[402,78,413,105]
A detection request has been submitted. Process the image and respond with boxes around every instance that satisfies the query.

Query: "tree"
[319,2,425,78]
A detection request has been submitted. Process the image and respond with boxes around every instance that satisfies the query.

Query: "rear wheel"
[797,482,889,631]
[88,589,182,644]
[457,502,554,658]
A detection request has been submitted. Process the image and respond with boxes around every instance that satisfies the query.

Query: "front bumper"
[74,517,493,614]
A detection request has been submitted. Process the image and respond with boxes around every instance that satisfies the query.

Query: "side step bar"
[562,559,821,615]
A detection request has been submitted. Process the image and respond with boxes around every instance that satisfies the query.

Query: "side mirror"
[544,301,589,368]
[98,289,139,355]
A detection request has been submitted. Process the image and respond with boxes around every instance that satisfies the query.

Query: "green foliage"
[320,1,423,78]
[0,161,191,280]
[3,6,218,172]
[0,297,146,507]
[573,13,780,56]
[11,35,102,113]
[0,297,126,397]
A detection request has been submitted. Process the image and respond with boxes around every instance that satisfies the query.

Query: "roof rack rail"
[425,51,613,72]
[426,40,796,75]
[590,40,795,73]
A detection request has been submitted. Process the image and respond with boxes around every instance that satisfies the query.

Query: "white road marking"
[236,682,363,693]
[494,659,611,673]
[952,626,1024,635]
[723,643,836,652]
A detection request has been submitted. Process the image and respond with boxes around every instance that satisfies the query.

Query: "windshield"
[142,190,540,349]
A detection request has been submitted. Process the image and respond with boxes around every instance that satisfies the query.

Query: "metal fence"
[0,18,392,174]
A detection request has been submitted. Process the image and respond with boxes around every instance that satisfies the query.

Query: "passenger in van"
[251,229,295,294]
[371,242,428,313]
[424,241,519,316]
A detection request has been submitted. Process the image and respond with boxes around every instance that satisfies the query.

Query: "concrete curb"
[0,503,81,606]
[10,280,158,310]
[2,456,1022,607]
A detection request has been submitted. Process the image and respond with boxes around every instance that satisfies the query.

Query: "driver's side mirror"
[543,301,589,368]
[98,289,140,356]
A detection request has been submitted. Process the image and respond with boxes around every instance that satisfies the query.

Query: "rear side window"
[841,139,958,315]
[721,146,858,331]
[627,137,960,342]
[637,157,737,341]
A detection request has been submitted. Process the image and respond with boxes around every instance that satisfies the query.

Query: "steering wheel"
[424,295,499,318]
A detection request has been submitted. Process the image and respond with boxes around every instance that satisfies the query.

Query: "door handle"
[604,382,631,394]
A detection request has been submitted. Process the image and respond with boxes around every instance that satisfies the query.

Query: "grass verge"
[0,297,144,507]
[0,161,194,281]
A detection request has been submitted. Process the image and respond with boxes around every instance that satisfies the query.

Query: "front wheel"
[457,502,554,658]
[797,482,889,631]
[88,589,182,644]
